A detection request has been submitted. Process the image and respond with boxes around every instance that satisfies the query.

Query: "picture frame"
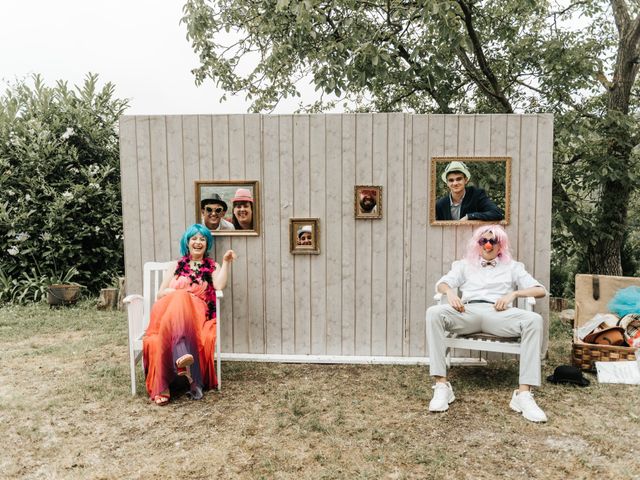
[289,218,320,255]
[429,157,511,226]
[354,185,383,219]
[195,180,260,236]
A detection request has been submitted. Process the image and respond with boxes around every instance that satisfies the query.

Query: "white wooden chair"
[432,293,536,367]
[123,261,223,396]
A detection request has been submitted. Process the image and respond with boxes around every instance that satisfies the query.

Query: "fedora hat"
[441,161,471,183]
[200,193,227,211]
[546,365,590,387]
[583,326,626,346]
[232,188,254,203]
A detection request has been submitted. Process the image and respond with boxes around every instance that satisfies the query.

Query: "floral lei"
[174,255,217,320]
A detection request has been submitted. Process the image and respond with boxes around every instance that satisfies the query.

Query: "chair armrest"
[123,294,144,305]
[434,293,444,304]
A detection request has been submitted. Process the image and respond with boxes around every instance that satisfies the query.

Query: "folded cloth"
[595,360,640,385]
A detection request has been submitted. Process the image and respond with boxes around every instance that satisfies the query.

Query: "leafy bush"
[0,74,128,301]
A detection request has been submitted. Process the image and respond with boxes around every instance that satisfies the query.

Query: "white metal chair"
[432,293,536,367]
[123,261,223,396]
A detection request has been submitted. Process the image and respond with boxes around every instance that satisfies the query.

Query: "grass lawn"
[0,302,638,479]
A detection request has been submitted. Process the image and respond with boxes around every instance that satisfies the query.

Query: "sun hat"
[232,188,254,203]
[297,225,312,238]
[441,161,471,183]
[546,365,590,387]
[583,326,626,346]
[200,193,227,211]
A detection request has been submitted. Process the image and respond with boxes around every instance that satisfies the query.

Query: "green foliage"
[0,74,128,301]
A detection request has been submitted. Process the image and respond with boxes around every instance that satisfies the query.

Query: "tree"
[182,0,640,277]
[0,74,129,301]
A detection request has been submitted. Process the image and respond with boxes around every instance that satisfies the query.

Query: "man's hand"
[494,292,516,311]
[446,290,465,313]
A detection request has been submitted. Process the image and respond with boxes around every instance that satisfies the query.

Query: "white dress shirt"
[436,258,546,305]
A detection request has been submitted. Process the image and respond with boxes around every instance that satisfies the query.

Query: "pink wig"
[464,224,512,264]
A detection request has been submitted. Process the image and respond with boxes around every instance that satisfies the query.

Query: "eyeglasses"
[478,237,499,246]
[205,206,224,215]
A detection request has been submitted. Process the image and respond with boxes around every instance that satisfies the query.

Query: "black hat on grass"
[546,365,590,387]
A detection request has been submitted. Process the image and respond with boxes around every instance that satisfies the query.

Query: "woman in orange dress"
[143,224,236,405]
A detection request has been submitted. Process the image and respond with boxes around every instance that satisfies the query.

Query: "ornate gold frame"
[429,156,511,226]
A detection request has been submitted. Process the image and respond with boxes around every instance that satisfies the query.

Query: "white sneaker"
[509,390,547,422]
[429,382,455,412]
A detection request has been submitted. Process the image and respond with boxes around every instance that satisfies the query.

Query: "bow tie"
[481,260,497,268]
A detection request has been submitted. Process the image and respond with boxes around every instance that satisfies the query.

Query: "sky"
[0,0,309,114]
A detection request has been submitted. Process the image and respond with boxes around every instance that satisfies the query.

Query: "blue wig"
[179,223,214,257]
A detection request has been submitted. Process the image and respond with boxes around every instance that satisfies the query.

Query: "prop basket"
[572,274,639,371]
[47,284,81,306]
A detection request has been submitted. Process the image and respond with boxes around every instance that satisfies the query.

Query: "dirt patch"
[1,309,639,479]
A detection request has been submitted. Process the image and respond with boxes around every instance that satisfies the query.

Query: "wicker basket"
[572,274,639,371]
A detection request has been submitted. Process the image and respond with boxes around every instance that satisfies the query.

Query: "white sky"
[0,0,313,114]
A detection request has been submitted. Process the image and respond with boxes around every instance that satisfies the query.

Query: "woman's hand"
[223,250,237,263]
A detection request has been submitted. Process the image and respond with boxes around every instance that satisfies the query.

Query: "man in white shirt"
[426,225,548,422]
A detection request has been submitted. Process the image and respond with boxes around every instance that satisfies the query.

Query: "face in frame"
[359,190,377,213]
[298,231,312,246]
[233,201,253,229]
[446,172,469,198]
[201,202,227,230]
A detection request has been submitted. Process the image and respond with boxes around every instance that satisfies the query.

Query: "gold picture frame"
[429,156,511,226]
[195,180,260,236]
[290,218,320,255]
[354,185,383,219]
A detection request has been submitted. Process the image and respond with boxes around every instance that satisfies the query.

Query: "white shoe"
[429,382,455,412]
[509,390,547,422]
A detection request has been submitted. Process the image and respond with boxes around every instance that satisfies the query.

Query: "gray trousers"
[426,303,543,386]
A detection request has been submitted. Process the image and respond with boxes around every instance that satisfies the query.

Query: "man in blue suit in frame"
[435,161,504,221]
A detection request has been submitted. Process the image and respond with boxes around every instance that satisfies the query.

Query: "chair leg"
[130,351,137,396]
[216,317,221,391]
[445,346,452,369]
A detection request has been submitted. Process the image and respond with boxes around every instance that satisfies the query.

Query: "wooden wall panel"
[120,113,553,361]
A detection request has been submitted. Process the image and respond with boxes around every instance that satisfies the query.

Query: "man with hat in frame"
[435,161,504,221]
[201,194,235,231]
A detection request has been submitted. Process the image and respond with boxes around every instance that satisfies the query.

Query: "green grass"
[1,304,639,479]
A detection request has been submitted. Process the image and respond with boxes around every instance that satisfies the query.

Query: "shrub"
[0,74,128,301]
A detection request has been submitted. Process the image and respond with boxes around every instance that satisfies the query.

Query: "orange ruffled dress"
[142,271,218,399]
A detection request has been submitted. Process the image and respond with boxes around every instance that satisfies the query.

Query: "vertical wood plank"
[535,114,554,355]
[354,113,373,355]
[119,116,142,295]
[198,115,213,179]
[441,115,459,272]
[341,114,357,355]
[263,115,283,354]
[210,115,234,352]
[325,115,343,355]
[245,114,265,354]
[309,115,327,354]
[182,115,200,232]
[293,115,311,354]
[386,113,405,356]
[505,115,523,260]
[149,116,171,261]
[228,114,249,353]
[135,117,155,266]
[517,116,538,273]
[370,114,388,355]
[279,115,296,354]
[166,116,186,259]
[409,115,429,356]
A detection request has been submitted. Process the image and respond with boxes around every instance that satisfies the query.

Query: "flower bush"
[0,74,128,301]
